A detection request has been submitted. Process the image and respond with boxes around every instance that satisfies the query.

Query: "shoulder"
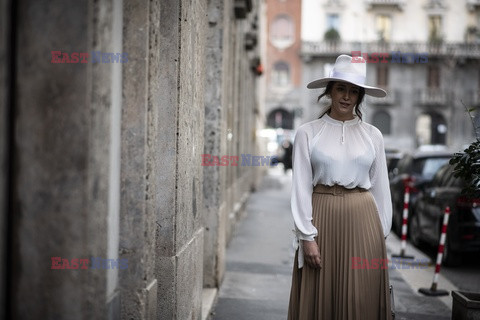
[295,118,325,138]
[359,121,385,149]
[360,121,383,139]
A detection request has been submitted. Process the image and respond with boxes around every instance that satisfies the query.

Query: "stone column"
[0,0,11,318]
[118,0,157,318]
[203,0,229,289]
[156,0,207,318]
[11,0,121,318]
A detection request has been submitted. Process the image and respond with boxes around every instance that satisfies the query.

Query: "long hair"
[317,81,366,120]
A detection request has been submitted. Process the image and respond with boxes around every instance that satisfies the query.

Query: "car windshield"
[413,157,451,180]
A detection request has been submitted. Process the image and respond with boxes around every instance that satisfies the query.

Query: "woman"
[288,54,393,320]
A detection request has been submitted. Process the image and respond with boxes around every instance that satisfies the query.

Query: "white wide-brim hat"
[307,54,387,98]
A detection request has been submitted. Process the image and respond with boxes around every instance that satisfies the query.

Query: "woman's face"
[329,81,360,121]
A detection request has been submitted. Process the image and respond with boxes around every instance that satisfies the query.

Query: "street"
[211,167,480,320]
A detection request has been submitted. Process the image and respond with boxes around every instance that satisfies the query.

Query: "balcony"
[467,0,480,11]
[325,0,345,8]
[367,88,398,106]
[366,0,405,10]
[301,41,480,60]
[415,88,449,106]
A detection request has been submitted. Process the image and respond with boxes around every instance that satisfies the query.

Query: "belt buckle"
[333,184,343,196]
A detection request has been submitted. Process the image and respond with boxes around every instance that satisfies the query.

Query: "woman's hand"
[303,240,322,269]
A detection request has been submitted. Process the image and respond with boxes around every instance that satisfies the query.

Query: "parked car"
[409,163,480,266]
[389,150,452,236]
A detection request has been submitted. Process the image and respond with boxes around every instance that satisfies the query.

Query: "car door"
[420,165,449,244]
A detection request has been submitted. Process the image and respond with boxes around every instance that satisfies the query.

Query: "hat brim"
[307,78,387,98]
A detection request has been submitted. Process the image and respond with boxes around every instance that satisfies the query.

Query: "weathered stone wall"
[0,0,10,318]
[2,0,261,318]
[204,0,228,289]
[156,0,207,318]
[119,0,156,318]
[203,0,263,292]
[11,0,116,317]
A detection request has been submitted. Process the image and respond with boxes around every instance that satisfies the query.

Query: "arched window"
[267,108,294,129]
[372,111,391,135]
[327,14,339,30]
[270,14,295,49]
[272,61,290,87]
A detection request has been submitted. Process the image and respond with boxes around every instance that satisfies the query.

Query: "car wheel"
[409,212,422,247]
[442,233,462,267]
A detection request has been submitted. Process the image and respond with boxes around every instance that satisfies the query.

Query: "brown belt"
[313,184,367,196]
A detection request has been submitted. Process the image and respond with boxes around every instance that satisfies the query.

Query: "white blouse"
[291,114,392,268]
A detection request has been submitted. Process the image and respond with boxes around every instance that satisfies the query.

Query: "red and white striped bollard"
[392,186,414,259]
[419,206,450,296]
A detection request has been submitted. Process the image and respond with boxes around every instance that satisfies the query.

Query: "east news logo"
[51,51,128,63]
[51,257,128,269]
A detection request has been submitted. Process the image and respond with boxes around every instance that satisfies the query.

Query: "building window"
[372,111,391,135]
[427,65,440,88]
[477,12,480,35]
[428,15,442,43]
[324,14,341,42]
[327,14,340,30]
[376,65,389,87]
[376,14,391,42]
[270,14,295,49]
[272,61,290,86]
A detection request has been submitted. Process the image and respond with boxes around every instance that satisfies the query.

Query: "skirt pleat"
[288,185,392,320]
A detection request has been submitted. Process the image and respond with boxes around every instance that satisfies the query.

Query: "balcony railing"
[467,0,480,10]
[301,41,480,59]
[415,88,449,106]
[325,0,344,6]
[366,0,405,10]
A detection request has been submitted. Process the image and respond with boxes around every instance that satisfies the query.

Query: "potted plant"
[449,103,480,320]
[450,104,480,198]
[451,291,480,320]
[324,28,340,43]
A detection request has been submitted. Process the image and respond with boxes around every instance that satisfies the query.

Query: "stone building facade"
[264,0,303,133]
[0,0,263,319]
[300,0,480,152]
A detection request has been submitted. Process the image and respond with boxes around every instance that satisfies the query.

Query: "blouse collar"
[323,113,360,126]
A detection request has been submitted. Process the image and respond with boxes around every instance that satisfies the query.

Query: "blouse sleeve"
[369,127,393,238]
[291,127,318,241]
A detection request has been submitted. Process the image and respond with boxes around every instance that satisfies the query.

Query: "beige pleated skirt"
[288,184,392,320]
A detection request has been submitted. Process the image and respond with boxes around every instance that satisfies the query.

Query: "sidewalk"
[210,168,453,320]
